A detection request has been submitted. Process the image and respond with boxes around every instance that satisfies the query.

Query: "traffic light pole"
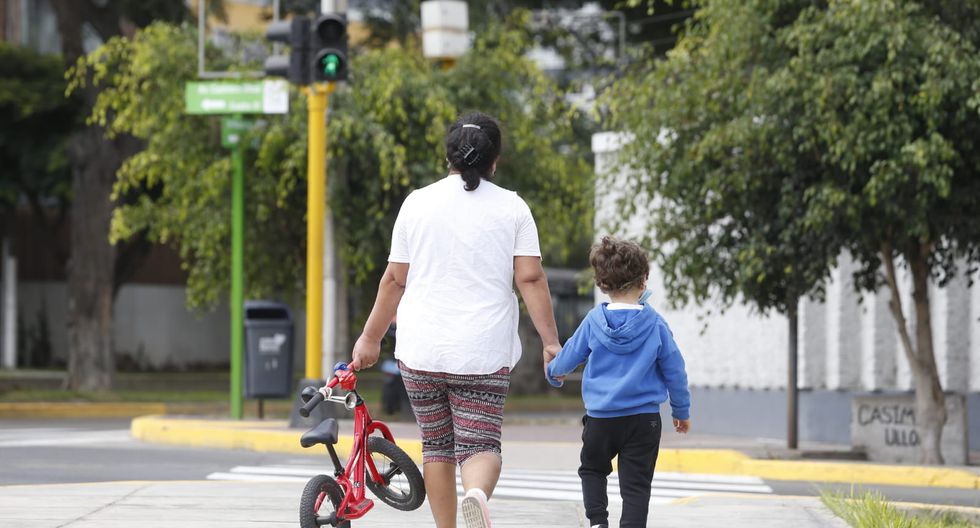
[304,83,335,381]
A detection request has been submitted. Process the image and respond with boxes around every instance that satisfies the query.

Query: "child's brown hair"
[590,236,650,294]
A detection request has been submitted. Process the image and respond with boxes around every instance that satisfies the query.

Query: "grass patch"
[821,489,977,528]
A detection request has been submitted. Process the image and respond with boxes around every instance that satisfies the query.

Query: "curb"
[131,416,980,490]
[0,402,168,418]
[131,415,425,462]
[656,448,979,489]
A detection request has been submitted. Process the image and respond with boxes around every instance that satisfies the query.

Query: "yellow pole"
[304,82,334,380]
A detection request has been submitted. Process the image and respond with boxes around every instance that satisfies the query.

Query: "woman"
[350,112,561,528]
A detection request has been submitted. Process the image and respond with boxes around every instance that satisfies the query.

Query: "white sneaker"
[461,488,492,528]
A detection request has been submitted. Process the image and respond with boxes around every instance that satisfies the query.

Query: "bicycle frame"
[319,369,397,522]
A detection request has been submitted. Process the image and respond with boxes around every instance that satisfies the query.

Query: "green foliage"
[604,0,836,315]
[70,14,593,311]
[330,12,594,284]
[69,23,308,309]
[605,0,980,317]
[0,44,77,213]
[771,0,980,289]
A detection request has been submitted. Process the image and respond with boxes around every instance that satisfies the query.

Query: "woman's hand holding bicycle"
[351,335,381,371]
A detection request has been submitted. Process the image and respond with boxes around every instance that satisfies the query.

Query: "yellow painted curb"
[0,402,168,418]
[656,448,980,490]
[131,417,980,490]
[131,416,424,463]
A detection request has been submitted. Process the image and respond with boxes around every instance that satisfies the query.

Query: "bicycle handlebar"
[298,362,356,417]
[299,390,325,417]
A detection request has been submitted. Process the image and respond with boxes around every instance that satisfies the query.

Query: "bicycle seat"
[300,418,340,448]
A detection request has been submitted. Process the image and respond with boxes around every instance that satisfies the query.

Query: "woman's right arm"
[514,256,561,374]
[351,262,409,371]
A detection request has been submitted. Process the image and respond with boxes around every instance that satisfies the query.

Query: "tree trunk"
[787,306,798,450]
[908,244,946,465]
[50,0,130,392]
[64,124,124,391]
[881,243,947,464]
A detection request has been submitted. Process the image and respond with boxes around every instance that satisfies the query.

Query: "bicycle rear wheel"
[366,436,426,511]
[300,474,349,528]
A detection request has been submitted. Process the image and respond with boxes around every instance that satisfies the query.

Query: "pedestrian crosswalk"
[206,465,773,504]
[0,427,132,448]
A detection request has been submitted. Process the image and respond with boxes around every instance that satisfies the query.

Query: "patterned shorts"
[398,361,511,466]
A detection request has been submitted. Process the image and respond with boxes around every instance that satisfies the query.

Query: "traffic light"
[264,17,311,85]
[311,14,348,82]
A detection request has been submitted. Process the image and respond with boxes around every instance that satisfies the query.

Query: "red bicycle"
[298,362,425,527]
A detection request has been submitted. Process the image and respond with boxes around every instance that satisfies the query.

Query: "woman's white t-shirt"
[388,175,541,375]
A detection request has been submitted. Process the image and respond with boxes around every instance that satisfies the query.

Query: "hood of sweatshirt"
[586,303,659,355]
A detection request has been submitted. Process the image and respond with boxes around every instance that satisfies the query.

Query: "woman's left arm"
[351,262,409,371]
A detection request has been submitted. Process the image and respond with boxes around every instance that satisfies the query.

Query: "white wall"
[20,281,229,369]
[19,280,311,372]
[593,132,788,389]
[593,132,980,393]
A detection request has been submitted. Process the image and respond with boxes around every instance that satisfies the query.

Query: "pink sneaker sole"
[461,493,492,528]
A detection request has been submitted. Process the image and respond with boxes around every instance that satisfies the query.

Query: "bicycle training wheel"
[366,436,426,511]
[300,474,349,528]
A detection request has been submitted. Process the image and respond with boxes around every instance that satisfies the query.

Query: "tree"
[50,0,133,391]
[604,0,838,448]
[772,0,980,464]
[70,23,308,311]
[77,13,593,331]
[49,0,223,390]
[606,0,980,464]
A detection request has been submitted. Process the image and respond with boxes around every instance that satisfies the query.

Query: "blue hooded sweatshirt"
[547,303,690,420]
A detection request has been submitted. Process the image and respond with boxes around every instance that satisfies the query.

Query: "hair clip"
[460,143,482,166]
[462,124,481,129]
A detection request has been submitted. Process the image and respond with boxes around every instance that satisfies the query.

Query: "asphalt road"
[1,418,977,509]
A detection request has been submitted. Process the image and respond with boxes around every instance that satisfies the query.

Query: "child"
[546,236,691,528]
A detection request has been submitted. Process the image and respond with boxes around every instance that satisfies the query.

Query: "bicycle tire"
[300,474,349,528]
[365,436,426,511]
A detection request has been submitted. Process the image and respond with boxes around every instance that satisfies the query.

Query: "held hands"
[350,335,381,371]
[673,418,691,434]
[543,343,563,385]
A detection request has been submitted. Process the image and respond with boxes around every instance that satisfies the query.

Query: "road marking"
[206,465,773,504]
[0,429,132,448]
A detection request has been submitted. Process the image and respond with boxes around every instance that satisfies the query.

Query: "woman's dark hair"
[590,236,650,294]
[445,112,501,191]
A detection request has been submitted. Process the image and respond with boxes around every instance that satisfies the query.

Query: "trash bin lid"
[244,300,292,321]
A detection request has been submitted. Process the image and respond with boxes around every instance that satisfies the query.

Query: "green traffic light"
[322,54,340,76]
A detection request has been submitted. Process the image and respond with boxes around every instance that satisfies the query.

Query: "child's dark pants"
[579,413,662,528]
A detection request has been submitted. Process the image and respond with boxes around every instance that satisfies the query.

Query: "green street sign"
[221,117,255,148]
[185,80,289,115]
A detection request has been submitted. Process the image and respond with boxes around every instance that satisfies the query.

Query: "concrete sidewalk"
[0,481,848,528]
[130,415,980,490]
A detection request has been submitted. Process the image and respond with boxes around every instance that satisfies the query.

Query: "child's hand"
[543,344,564,387]
[673,418,690,434]
[542,344,561,377]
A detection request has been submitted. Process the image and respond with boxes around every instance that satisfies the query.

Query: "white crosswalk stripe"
[0,427,132,448]
[206,465,773,504]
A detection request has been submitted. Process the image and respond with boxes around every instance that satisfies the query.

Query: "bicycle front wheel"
[366,436,426,511]
[300,474,349,528]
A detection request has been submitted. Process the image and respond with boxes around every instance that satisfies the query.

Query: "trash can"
[243,300,294,399]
